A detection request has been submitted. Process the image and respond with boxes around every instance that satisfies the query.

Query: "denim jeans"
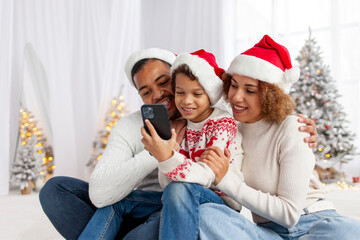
[199,202,360,240]
[79,190,162,240]
[160,182,226,240]
[39,176,162,240]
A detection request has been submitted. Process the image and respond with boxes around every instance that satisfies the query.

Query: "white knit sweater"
[89,111,162,208]
[217,115,326,227]
[158,108,243,210]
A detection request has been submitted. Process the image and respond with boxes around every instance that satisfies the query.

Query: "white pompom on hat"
[228,35,299,93]
[124,48,177,86]
[170,49,225,106]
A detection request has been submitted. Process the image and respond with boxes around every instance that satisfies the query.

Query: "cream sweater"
[89,111,162,208]
[217,115,326,227]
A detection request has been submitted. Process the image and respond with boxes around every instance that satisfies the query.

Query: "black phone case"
[141,104,171,140]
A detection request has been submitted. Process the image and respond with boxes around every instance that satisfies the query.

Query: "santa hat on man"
[228,35,299,93]
[170,49,225,106]
[124,48,177,86]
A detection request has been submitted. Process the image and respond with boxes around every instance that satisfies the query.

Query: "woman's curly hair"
[222,73,295,123]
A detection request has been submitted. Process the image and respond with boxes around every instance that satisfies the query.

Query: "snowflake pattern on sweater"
[165,117,237,180]
[158,108,243,210]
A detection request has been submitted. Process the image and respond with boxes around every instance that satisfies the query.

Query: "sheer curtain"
[141,0,235,68]
[0,0,142,195]
[0,0,13,196]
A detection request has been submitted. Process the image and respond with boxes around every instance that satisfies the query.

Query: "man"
[39,48,317,239]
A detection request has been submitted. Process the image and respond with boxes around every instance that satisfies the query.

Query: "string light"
[87,95,128,169]
[17,108,55,177]
[336,181,359,191]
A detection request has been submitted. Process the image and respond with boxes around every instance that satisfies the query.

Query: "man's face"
[133,60,178,119]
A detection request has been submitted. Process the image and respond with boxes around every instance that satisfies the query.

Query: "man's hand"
[297,114,318,148]
[141,119,177,162]
[200,146,231,185]
[170,119,187,145]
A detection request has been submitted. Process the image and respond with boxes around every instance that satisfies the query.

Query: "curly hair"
[222,73,295,123]
[171,64,198,92]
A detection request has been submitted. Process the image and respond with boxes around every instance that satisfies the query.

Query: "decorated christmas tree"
[290,31,357,168]
[11,135,43,192]
[10,108,55,193]
[87,95,127,170]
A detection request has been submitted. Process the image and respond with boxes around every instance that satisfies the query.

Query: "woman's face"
[227,74,263,123]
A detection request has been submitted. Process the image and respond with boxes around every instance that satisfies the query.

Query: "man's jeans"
[199,202,360,240]
[39,176,162,240]
[160,182,226,240]
[79,190,162,239]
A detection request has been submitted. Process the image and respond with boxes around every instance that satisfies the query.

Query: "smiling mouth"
[233,105,247,112]
[181,107,195,113]
[157,98,173,109]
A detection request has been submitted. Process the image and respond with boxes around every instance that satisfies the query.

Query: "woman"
[198,35,360,239]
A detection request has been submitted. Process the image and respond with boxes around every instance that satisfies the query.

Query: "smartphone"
[141,104,171,140]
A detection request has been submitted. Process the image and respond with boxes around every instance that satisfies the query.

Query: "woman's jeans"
[160,182,226,240]
[199,202,360,240]
[79,190,162,239]
[39,176,162,240]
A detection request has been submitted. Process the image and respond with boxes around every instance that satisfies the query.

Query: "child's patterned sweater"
[158,108,243,210]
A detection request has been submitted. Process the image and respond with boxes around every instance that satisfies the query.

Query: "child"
[141,49,243,239]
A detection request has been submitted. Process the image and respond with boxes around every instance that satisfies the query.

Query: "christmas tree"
[11,135,43,191]
[10,109,54,192]
[290,31,357,166]
[87,95,127,170]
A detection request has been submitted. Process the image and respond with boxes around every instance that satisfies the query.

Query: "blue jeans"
[39,176,161,240]
[199,203,360,240]
[79,190,162,240]
[160,182,226,240]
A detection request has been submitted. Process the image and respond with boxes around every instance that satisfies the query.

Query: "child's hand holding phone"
[141,119,178,162]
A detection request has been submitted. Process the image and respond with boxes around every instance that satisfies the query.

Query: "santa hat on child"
[228,35,299,93]
[124,48,177,86]
[170,49,225,105]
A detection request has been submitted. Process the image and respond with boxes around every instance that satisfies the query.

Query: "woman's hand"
[200,146,231,185]
[297,114,318,148]
[141,119,177,162]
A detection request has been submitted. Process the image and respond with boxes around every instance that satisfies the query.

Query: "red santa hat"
[124,48,177,86]
[170,49,225,105]
[228,35,299,93]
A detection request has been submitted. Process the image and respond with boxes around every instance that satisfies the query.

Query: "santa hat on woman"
[228,35,299,93]
[124,48,177,86]
[170,49,225,106]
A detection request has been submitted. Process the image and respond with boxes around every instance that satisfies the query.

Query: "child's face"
[174,73,213,123]
[227,74,263,123]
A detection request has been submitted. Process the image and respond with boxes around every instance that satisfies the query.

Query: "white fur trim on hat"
[170,53,223,106]
[124,48,176,87]
[228,54,299,93]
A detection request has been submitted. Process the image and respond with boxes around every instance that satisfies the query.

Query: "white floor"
[0,191,63,240]
[1,184,359,240]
